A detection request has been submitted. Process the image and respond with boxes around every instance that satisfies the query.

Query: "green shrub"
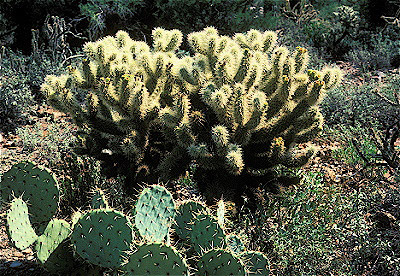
[355,185,400,275]
[154,0,277,34]
[346,32,400,71]
[329,124,379,166]
[0,49,35,131]
[79,0,145,40]
[16,121,77,166]
[321,75,400,129]
[236,170,376,275]
[303,5,360,58]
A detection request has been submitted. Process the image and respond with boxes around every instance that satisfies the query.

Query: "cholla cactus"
[42,27,341,197]
[42,28,185,180]
[171,28,341,175]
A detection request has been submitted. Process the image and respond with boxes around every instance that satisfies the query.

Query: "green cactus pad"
[189,213,225,253]
[198,249,246,275]
[134,185,176,242]
[226,234,245,255]
[174,200,207,240]
[241,251,269,275]
[36,219,75,273]
[71,209,134,268]
[6,197,38,250]
[0,161,59,233]
[90,188,109,209]
[123,243,189,275]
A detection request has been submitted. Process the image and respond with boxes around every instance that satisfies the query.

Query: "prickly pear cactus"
[90,188,109,209]
[71,211,82,227]
[241,251,269,275]
[123,243,189,275]
[174,200,207,240]
[71,209,134,268]
[35,219,76,273]
[134,185,176,242]
[0,161,59,233]
[6,197,38,250]
[189,213,225,253]
[197,248,246,276]
[226,234,245,255]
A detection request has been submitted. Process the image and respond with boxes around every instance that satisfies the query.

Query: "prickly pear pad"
[241,251,269,275]
[71,209,134,268]
[0,161,59,233]
[226,234,245,255]
[189,213,225,253]
[134,185,176,242]
[174,200,207,240]
[6,197,38,250]
[123,243,189,275]
[35,219,75,273]
[197,249,246,276]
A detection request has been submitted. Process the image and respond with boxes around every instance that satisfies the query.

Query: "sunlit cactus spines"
[42,27,341,199]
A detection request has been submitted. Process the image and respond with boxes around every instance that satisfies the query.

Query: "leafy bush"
[330,124,379,166]
[235,170,379,275]
[79,0,145,40]
[16,121,77,166]
[303,5,361,58]
[346,32,400,71]
[321,74,400,128]
[154,0,275,34]
[0,40,70,131]
[0,49,35,131]
[357,185,400,275]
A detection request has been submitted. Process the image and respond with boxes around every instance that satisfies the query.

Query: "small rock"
[9,261,22,268]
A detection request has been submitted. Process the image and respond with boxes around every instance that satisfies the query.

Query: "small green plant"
[0,48,35,131]
[346,32,400,71]
[235,170,373,275]
[79,0,145,40]
[16,121,77,166]
[330,124,379,166]
[321,75,400,129]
